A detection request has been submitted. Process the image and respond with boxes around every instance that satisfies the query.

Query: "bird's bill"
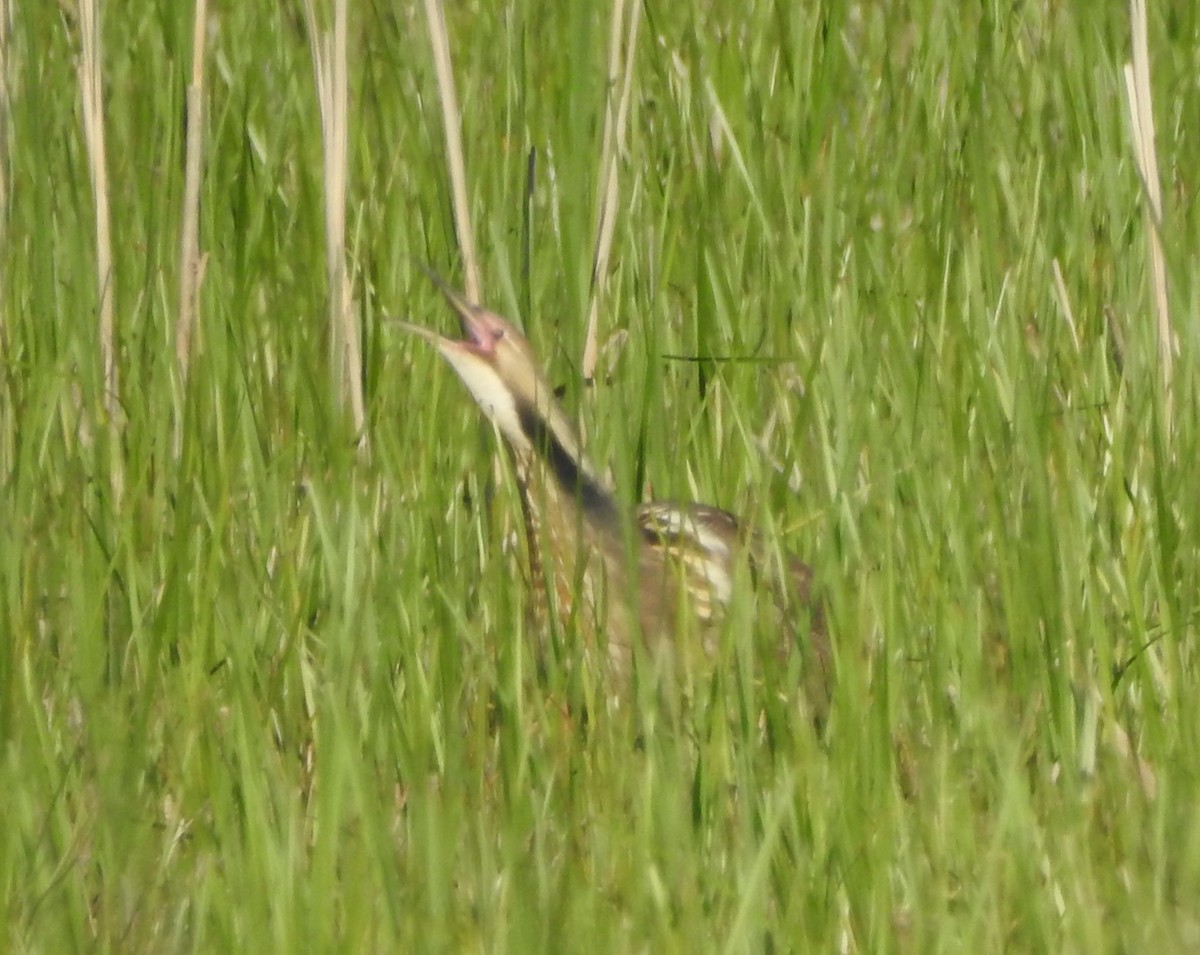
[395,320,484,364]
[396,267,502,379]
[419,266,470,317]
[393,320,447,348]
[415,266,495,354]
[396,267,496,359]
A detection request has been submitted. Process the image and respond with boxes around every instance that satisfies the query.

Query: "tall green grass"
[2,1,1197,950]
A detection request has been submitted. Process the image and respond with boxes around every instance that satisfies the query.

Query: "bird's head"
[400,272,588,469]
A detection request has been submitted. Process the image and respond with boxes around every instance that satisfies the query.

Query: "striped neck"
[500,396,620,632]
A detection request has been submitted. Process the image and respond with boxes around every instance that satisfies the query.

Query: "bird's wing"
[636,499,831,718]
[636,501,742,624]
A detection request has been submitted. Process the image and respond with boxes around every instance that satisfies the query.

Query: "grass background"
[2,0,1199,950]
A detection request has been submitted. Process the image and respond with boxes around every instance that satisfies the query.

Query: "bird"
[400,271,831,720]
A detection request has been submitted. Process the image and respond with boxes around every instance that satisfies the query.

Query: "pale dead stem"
[422,0,480,303]
[1123,0,1172,426]
[0,0,9,475]
[175,0,208,388]
[76,0,123,501]
[0,0,9,256]
[1121,0,1175,778]
[583,0,641,381]
[305,0,367,447]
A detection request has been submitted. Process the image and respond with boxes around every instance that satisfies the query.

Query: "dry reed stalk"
[175,0,208,384]
[583,0,641,381]
[1123,0,1172,421]
[305,0,366,445]
[422,0,480,303]
[77,0,123,500]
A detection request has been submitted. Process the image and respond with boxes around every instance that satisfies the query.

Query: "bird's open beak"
[399,267,496,358]
[394,318,454,350]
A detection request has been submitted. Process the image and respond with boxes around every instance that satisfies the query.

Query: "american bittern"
[402,274,831,718]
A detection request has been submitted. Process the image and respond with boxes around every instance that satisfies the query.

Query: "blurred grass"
[2,0,1199,951]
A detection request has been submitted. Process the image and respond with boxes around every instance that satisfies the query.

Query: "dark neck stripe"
[517,403,618,526]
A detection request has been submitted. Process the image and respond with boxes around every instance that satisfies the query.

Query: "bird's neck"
[513,400,619,531]
[501,398,621,632]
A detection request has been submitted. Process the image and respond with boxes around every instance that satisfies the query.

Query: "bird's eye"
[493,328,506,341]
